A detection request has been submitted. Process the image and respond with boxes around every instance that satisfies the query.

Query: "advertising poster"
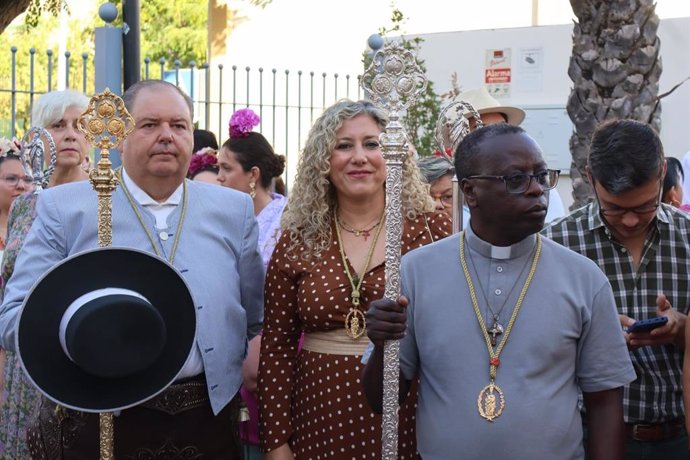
[485,48,512,98]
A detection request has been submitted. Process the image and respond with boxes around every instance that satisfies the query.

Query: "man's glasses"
[0,174,34,188]
[464,169,560,194]
[593,184,661,217]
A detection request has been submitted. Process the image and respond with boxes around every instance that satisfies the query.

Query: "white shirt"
[121,168,204,379]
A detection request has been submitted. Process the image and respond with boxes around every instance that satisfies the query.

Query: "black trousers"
[27,394,242,460]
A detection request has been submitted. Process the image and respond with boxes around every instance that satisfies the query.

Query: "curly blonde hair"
[282,99,435,261]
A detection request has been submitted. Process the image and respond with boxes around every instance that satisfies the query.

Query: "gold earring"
[249,182,256,199]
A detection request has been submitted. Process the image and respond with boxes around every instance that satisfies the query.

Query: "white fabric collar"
[121,167,183,207]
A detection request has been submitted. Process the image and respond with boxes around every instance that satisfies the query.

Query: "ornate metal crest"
[20,127,57,192]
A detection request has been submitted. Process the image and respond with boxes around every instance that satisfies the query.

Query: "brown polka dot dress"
[258,212,451,459]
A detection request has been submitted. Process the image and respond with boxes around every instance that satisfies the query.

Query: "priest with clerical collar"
[362,122,636,460]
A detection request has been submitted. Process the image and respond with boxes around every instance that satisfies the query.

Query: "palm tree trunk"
[567,0,662,208]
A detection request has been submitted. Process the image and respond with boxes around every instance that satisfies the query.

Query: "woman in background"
[218,108,287,459]
[417,154,454,213]
[0,139,34,258]
[662,157,690,211]
[0,89,90,458]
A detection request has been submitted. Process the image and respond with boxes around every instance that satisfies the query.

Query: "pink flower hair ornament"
[0,136,21,157]
[187,148,219,179]
[229,108,260,138]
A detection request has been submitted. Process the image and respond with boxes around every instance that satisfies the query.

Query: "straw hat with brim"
[17,247,196,413]
[456,87,526,126]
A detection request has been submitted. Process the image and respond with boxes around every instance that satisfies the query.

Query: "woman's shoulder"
[404,211,452,243]
[9,192,39,222]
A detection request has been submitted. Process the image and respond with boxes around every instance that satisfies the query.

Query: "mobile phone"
[626,316,668,333]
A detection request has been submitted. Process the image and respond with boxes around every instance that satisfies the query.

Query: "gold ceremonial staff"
[77,88,135,460]
[361,41,427,460]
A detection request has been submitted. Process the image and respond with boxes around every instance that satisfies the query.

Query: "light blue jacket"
[0,179,265,414]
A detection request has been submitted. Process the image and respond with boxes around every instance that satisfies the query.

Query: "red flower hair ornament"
[229,108,260,138]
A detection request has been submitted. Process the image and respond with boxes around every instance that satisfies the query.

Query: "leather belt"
[140,375,209,415]
[625,420,686,442]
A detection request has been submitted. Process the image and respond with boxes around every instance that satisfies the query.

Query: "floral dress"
[258,212,451,459]
[0,193,39,458]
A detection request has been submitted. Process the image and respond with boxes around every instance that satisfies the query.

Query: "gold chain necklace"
[459,231,542,422]
[117,169,187,264]
[335,211,385,339]
[337,217,381,241]
[465,240,535,346]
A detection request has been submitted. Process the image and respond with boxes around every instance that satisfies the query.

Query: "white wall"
[411,17,690,209]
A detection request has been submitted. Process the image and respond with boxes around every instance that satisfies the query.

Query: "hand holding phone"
[626,316,669,333]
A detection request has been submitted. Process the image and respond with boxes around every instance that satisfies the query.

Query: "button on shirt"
[543,201,690,423]
[121,169,204,379]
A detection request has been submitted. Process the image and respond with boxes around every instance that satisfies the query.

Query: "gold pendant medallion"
[345,308,366,339]
[477,381,505,422]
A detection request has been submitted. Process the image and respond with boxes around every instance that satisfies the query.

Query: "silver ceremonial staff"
[435,100,483,233]
[361,41,427,460]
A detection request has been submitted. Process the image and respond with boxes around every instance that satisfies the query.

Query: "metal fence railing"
[0,46,365,190]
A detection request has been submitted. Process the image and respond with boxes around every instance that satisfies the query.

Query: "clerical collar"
[465,224,537,260]
[121,168,183,207]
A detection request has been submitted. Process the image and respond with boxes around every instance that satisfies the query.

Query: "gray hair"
[417,155,454,183]
[31,90,89,128]
[122,80,194,120]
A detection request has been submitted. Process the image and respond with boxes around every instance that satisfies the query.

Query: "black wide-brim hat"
[17,247,196,413]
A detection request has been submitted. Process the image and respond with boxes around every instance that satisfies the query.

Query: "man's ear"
[461,178,479,208]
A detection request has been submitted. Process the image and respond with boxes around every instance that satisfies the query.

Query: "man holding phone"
[544,119,690,460]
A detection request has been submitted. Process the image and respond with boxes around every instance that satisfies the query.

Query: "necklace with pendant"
[337,217,381,241]
[335,211,385,339]
[465,239,536,346]
[459,231,542,422]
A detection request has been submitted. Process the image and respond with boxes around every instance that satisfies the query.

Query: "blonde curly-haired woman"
[258,99,450,459]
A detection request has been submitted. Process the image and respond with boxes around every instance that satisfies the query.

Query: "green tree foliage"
[0,9,97,137]
[106,0,208,70]
[364,7,441,157]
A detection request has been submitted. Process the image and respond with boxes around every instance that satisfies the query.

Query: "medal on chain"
[459,231,542,422]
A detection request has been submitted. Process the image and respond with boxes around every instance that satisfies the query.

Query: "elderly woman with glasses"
[417,155,455,212]
[0,89,90,458]
[0,142,34,258]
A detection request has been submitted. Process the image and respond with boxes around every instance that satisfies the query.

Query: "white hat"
[455,87,525,126]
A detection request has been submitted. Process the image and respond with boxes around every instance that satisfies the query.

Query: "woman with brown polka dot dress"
[258,100,451,460]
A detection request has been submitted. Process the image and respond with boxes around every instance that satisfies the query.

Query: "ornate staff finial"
[76,87,135,460]
[19,127,57,192]
[434,100,483,157]
[434,100,483,234]
[361,39,428,460]
[77,87,134,248]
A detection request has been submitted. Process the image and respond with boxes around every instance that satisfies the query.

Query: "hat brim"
[17,247,196,413]
[475,106,526,126]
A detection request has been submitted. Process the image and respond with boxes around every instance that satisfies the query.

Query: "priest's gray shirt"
[397,225,636,460]
[0,178,264,415]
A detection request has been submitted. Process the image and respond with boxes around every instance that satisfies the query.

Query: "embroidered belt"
[625,419,686,442]
[140,374,209,415]
[302,330,370,355]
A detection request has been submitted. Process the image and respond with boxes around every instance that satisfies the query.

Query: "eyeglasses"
[0,175,34,188]
[464,169,560,194]
[431,192,454,208]
[593,184,661,217]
